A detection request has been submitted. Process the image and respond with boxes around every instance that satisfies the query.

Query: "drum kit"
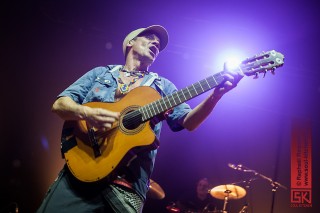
[149,163,287,213]
[148,179,248,213]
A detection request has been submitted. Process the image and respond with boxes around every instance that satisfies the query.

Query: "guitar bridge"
[88,128,102,158]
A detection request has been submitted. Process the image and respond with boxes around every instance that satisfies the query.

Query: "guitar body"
[62,86,161,182]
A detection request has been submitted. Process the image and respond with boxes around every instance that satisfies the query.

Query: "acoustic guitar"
[61,50,284,182]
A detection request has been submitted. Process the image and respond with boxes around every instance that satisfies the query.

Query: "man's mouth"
[149,46,158,56]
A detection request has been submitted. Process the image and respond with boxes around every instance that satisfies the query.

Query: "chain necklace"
[121,68,149,77]
[118,68,146,94]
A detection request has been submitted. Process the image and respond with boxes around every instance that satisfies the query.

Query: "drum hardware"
[238,204,248,213]
[209,184,246,213]
[147,179,165,199]
[166,202,180,213]
[228,178,257,188]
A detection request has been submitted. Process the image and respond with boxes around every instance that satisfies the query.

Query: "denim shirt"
[58,65,192,200]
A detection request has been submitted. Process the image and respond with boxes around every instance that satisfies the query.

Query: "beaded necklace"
[118,68,147,94]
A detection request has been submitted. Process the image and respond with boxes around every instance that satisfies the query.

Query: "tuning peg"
[271,67,276,75]
[263,71,267,78]
[253,73,259,79]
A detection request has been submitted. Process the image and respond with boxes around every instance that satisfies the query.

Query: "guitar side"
[62,87,162,182]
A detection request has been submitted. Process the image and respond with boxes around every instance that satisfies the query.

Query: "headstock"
[240,50,284,78]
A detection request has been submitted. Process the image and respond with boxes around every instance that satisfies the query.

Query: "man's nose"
[152,40,160,46]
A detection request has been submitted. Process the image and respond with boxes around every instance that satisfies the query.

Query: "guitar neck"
[137,50,285,122]
[140,71,225,121]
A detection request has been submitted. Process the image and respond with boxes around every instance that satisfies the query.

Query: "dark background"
[1,0,319,212]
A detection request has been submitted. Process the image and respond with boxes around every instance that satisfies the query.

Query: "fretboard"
[139,71,225,121]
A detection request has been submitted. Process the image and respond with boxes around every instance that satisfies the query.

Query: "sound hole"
[122,110,142,130]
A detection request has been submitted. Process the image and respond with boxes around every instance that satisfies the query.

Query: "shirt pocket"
[84,76,117,103]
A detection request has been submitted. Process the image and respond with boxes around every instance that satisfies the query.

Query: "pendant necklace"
[118,68,147,94]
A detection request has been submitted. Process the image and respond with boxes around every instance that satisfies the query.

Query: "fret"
[171,93,177,106]
[186,87,192,99]
[204,78,211,89]
[150,104,155,117]
[162,97,169,109]
[181,89,187,101]
[145,105,151,119]
[200,79,210,91]
[166,96,173,108]
[177,91,185,103]
[144,108,148,121]
[213,75,218,85]
[186,87,192,98]
[142,107,148,121]
[157,99,164,112]
[143,105,151,120]
[193,82,200,95]
[151,102,158,115]
[192,84,198,95]
[139,108,146,121]
[176,91,183,103]
[198,81,205,92]
[147,104,153,117]
[216,72,224,83]
[175,92,182,104]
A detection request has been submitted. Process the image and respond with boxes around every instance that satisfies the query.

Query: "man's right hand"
[52,96,119,131]
[82,106,120,131]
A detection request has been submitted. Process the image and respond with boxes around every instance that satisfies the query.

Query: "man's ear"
[125,40,134,55]
[125,39,136,57]
[127,39,135,47]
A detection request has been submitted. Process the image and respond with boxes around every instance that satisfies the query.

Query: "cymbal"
[147,179,165,199]
[209,184,246,200]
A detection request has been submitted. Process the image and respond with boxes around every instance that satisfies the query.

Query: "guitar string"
[113,76,220,128]
[92,110,141,138]
[128,74,221,121]
[86,61,283,147]
[89,60,281,137]
[91,75,223,138]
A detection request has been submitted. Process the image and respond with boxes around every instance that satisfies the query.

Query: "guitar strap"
[61,127,77,158]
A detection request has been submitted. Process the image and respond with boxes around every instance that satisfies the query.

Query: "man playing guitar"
[36,24,250,213]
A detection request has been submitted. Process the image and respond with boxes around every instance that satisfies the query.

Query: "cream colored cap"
[122,25,169,56]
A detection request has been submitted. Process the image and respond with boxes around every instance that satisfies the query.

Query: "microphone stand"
[238,165,287,190]
[236,164,287,213]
